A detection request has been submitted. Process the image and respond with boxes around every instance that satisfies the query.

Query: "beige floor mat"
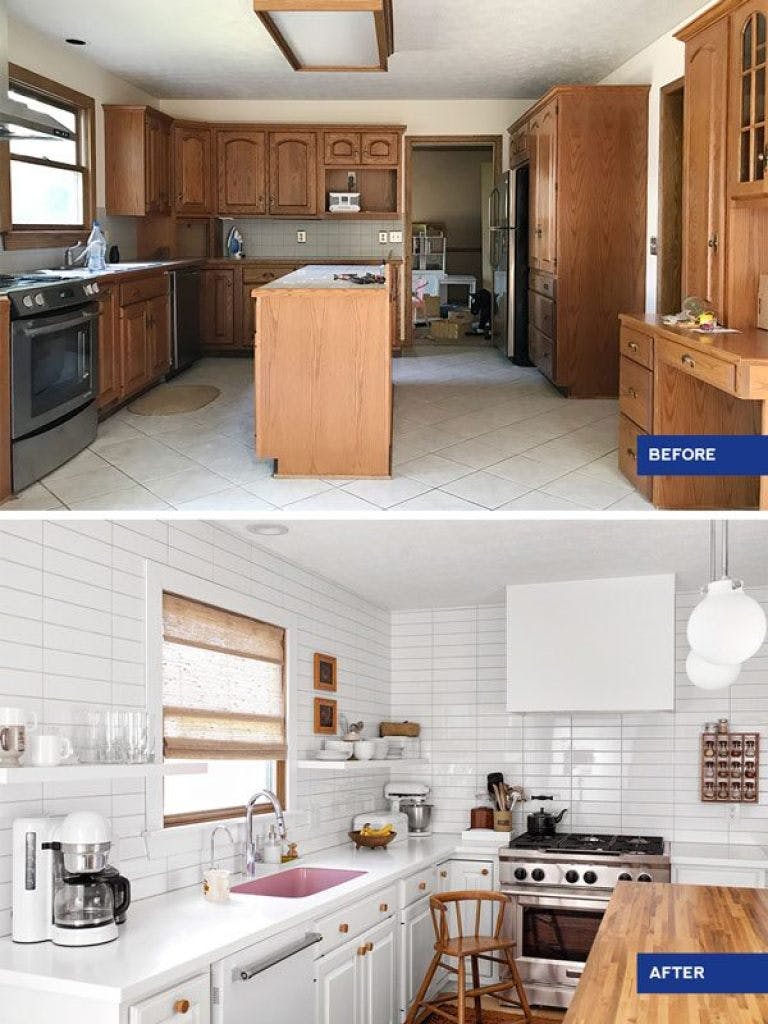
[128,385,221,416]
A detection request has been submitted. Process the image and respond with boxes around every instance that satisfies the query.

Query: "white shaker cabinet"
[506,575,676,713]
[447,859,496,981]
[316,917,398,1024]
[672,864,766,888]
[129,973,211,1024]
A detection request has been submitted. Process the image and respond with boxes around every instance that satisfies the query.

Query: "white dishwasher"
[211,927,322,1024]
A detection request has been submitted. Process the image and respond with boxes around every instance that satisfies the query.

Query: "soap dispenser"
[264,825,282,865]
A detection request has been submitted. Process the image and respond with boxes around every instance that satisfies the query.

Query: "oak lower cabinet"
[200,267,238,349]
[97,286,120,411]
[315,918,397,1024]
[118,274,171,400]
[147,294,171,379]
[508,86,649,397]
[120,302,151,397]
[242,264,299,347]
[128,973,210,1024]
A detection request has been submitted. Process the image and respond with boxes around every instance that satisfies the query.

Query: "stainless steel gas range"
[2,273,100,492]
[498,831,671,1010]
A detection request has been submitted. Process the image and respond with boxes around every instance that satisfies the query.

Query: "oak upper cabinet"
[509,124,530,168]
[683,17,729,313]
[730,1,768,198]
[268,131,318,216]
[104,106,172,216]
[200,267,238,348]
[325,131,362,165]
[173,124,214,214]
[361,131,400,166]
[217,130,267,216]
[529,99,558,274]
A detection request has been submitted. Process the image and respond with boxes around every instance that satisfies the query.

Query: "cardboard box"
[423,295,441,319]
[759,274,768,331]
[429,318,464,341]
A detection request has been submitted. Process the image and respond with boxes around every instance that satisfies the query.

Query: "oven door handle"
[22,310,99,338]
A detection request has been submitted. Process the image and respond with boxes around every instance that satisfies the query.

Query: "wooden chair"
[405,891,533,1024]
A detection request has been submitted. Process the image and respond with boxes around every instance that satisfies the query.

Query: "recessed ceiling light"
[65,38,87,46]
[247,523,290,537]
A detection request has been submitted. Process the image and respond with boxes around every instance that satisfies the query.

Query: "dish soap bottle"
[86,221,108,272]
[264,825,282,865]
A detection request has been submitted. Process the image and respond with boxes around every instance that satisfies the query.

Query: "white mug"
[203,869,231,903]
[26,734,73,767]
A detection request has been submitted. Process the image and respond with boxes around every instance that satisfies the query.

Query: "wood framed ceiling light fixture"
[253,0,394,73]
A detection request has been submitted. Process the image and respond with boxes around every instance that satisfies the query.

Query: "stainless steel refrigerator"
[489,167,531,364]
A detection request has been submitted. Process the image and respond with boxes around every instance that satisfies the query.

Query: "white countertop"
[671,842,768,867]
[0,836,458,1005]
[256,264,386,291]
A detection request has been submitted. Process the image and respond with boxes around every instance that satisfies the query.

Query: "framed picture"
[314,653,338,692]
[314,698,338,735]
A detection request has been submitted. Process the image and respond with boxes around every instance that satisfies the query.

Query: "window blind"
[162,593,286,761]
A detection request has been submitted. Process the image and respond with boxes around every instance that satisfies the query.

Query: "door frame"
[657,77,686,315]
[404,135,503,347]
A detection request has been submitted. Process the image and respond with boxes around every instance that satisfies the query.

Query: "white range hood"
[0,0,73,142]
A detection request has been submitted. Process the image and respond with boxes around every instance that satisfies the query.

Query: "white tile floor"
[1,347,652,513]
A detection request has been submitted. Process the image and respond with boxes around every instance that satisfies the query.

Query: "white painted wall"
[599,1,719,312]
[0,521,391,937]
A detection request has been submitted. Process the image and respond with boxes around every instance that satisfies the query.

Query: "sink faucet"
[246,789,286,876]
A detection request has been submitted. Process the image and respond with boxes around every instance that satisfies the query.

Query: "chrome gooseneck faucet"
[245,789,286,876]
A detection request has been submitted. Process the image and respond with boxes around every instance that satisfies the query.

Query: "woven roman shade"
[162,593,286,761]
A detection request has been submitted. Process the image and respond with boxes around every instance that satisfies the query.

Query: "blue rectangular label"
[637,435,768,476]
[638,953,768,994]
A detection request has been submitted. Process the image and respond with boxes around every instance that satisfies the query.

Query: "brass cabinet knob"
[626,387,638,399]
[358,946,367,957]
[339,923,349,933]
[628,341,639,352]
[481,869,490,877]
[418,881,427,891]
[626,447,637,460]
[439,871,448,878]
[366,942,374,952]
[173,1000,190,1015]
[681,354,696,369]
[379,903,389,912]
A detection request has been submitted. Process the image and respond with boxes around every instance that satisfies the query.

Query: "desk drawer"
[530,290,555,340]
[619,356,653,431]
[619,324,654,369]
[119,274,168,307]
[315,883,397,957]
[529,324,554,382]
[656,337,737,395]
[618,414,652,501]
[530,269,556,300]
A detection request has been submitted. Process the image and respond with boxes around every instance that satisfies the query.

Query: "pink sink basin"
[232,867,367,899]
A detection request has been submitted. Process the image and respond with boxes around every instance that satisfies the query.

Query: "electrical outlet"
[297,230,307,244]
[378,231,389,244]
[389,231,403,244]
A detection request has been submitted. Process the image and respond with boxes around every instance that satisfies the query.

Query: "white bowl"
[316,750,352,761]
[372,739,390,759]
[325,740,354,754]
[354,740,375,761]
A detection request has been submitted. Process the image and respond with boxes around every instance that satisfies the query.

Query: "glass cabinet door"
[737,6,768,191]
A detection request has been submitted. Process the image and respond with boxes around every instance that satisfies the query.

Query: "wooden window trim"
[164,761,287,829]
[3,64,96,250]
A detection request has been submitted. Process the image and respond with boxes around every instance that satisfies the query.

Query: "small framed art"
[314,653,338,692]
[314,697,338,735]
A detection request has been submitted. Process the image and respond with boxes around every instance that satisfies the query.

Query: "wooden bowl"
[349,829,397,850]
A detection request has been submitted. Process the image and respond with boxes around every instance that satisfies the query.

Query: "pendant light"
[686,522,767,689]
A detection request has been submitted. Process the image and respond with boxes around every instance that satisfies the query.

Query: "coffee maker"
[12,812,130,946]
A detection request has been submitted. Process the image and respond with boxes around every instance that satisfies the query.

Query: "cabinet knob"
[379,903,388,912]
[339,923,349,933]
[628,341,639,353]
[418,881,427,891]
[358,946,367,957]
[681,354,696,369]
[626,387,638,399]
[366,942,374,953]
[481,869,489,877]
[707,234,718,250]
[626,447,636,461]
[173,1000,190,1015]
[439,870,448,878]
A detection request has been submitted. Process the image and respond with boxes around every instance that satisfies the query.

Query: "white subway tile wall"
[0,521,390,938]
[391,592,768,846]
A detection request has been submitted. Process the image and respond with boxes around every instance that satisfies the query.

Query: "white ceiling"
[233,520,768,610]
[7,0,707,100]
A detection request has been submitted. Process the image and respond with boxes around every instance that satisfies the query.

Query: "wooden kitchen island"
[565,882,768,1023]
[253,264,393,478]
[618,313,768,509]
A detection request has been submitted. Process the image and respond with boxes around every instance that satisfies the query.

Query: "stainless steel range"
[498,831,671,1009]
[2,273,100,493]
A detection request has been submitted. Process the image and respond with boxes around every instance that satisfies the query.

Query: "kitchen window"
[162,592,287,828]
[4,65,95,249]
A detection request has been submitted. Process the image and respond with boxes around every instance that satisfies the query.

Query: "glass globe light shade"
[685,650,741,690]
[686,579,767,666]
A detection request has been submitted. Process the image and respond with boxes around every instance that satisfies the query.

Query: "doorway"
[405,136,502,348]
[657,78,685,315]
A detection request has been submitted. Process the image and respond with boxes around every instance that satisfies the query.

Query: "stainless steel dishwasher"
[169,267,201,376]
[211,927,321,1024]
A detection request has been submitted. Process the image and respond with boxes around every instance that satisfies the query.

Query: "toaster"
[351,811,409,843]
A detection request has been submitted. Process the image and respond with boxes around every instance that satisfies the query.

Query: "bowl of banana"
[349,823,397,850]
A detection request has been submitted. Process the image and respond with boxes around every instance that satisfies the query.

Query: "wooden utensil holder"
[700,720,759,803]
[493,810,512,832]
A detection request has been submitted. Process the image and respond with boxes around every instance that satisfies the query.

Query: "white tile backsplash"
[0,521,390,936]
[391,589,768,847]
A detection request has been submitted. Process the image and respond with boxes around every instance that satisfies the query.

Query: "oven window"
[521,905,604,963]
[30,323,93,420]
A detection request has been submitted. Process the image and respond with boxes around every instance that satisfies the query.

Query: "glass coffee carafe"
[53,869,131,932]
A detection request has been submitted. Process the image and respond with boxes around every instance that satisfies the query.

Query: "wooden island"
[253,264,393,478]
[565,882,768,1023]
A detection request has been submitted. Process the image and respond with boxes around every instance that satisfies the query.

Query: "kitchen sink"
[232,867,367,899]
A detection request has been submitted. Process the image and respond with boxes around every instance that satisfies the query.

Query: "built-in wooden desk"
[565,882,768,1024]
[618,313,768,510]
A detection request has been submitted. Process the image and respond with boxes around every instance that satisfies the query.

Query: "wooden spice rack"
[701,721,759,803]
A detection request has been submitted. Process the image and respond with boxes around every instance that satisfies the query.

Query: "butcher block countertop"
[565,882,768,1023]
